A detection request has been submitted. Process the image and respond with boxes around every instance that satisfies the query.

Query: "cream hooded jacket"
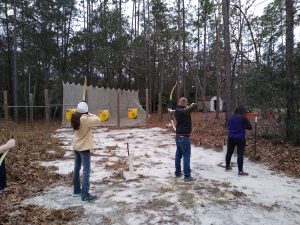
[72,113,101,151]
[0,139,16,154]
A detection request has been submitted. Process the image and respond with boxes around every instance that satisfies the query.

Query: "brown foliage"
[0,121,82,224]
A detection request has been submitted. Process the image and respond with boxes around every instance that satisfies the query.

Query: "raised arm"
[184,103,198,114]
[0,139,16,154]
[243,117,253,130]
[81,113,101,127]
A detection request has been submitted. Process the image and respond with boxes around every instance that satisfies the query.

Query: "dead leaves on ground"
[0,121,82,225]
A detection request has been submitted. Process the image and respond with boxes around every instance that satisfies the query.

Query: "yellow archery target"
[99,110,110,121]
[128,108,138,119]
[66,108,77,121]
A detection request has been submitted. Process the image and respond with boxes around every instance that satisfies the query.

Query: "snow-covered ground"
[23,127,300,225]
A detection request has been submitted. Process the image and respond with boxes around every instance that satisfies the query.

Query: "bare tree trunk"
[222,0,232,122]
[137,0,140,35]
[215,0,222,120]
[197,0,201,108]
[4,2,12,98]
[143,0,148,93]
[202,9,208,118]
[12,0,18,122]
[62,3,73,81]
[152,25,157,112]
[240,21,245,105]
[285,0,295,140]
[232,4,259,65]
[147,0,152,112]
[176,0,183,99]
[182,0,186,97]
[134,0,137,38]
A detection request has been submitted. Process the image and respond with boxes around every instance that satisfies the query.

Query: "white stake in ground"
[127,143,134,177]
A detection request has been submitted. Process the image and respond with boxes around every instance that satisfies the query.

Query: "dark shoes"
[238,171,249,176]
[175,173,182,178]
[184,176,195,182]
[73,190,81,197]
[81,194,98,204]
[225,166,232,171]
[73,193,81,197]
[225,167,249,176]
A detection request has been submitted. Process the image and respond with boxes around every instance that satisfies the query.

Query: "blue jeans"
[175,136,191,178]
[73,150,91,200]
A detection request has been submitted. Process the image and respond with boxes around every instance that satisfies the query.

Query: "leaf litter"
[1,112,300,224]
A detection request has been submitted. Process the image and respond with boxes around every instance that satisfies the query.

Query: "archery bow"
[83,76,87,101]
[0,150,9,166]
[168,81,177,131]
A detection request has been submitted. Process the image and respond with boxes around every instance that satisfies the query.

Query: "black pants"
[0,153,6,190]
[226,138,246,172]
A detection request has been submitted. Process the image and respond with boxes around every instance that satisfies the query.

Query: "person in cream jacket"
[71,101,101,203]
[0,139,16,190]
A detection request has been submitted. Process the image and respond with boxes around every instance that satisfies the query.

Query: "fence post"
[45,89,49,124]
[3,91,8,121]
[29,93,33,125]
[117,91,120,129]
[146,89,149,126]
[253,116,257,158]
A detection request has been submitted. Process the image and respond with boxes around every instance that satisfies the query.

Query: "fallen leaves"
[0,121,83,224]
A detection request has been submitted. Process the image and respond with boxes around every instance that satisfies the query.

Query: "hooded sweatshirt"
[73,113,101,151]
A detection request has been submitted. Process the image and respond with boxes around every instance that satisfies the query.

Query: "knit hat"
[77,101,88,113]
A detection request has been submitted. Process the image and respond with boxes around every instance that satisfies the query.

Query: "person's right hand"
[6,139,16,149]
[168,109,175,113]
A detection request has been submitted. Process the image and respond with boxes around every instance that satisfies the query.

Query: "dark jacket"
[228,114,252,139]
[175,103,198,135]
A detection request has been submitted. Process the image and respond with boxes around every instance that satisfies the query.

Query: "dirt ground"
[1,113,300,224]
[0,121,83,224]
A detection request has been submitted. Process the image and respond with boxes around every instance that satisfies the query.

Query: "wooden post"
[117,91,120,129]
[146,89,149,126]
[45,89,49,124]
[29,93,33,125]
[158,92,162,121]
[3,91,8,121]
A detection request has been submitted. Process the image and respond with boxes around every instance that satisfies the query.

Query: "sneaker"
[238,171,249,176]
[81,194,98,204]
[175,173,182,178]
[73,190,81,197]
[72,192,81,197]
[184,176,195,182]
[225,166,232,171]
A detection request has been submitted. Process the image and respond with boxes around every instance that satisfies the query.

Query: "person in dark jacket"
[171,97,198,181]
[225,105,252,176]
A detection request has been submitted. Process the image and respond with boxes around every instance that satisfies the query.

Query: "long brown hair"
[234,105,247,116]
[71,112,85,130]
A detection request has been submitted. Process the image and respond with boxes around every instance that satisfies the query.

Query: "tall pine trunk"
[12,0,18,121]
[222,0,232,123]
[285,0,295,140]
[176,0,182,99]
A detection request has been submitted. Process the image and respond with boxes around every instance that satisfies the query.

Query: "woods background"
[0,0,299,142]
